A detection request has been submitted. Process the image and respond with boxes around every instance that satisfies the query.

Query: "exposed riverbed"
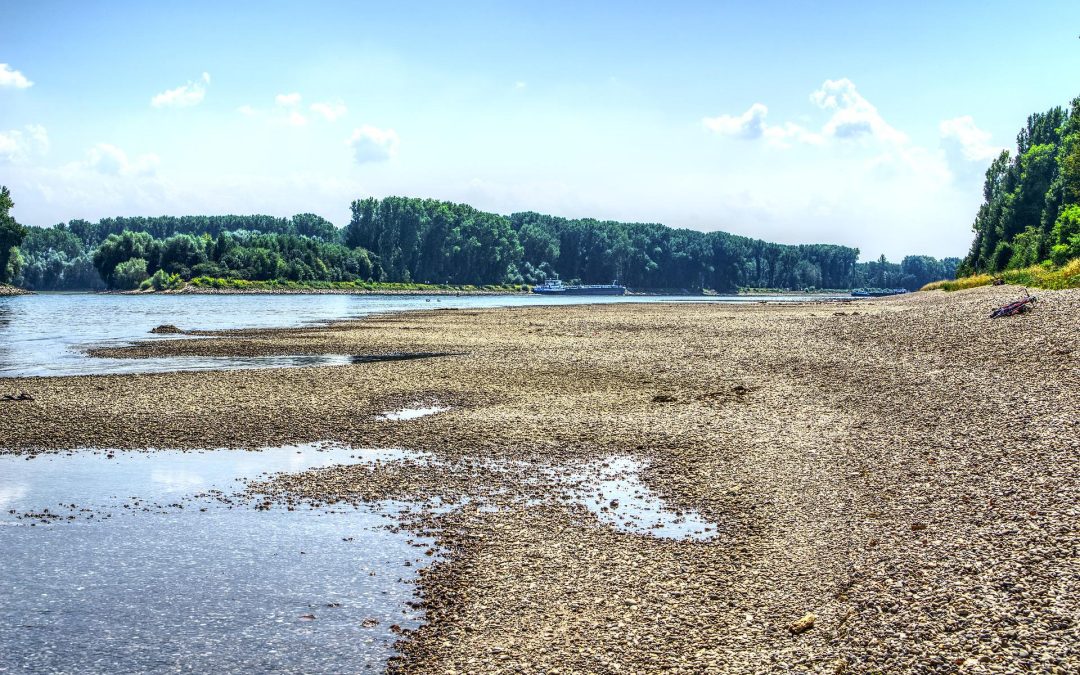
[0,292,844,377]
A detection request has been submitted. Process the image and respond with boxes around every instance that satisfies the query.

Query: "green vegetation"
[1,188,957,293]
[852,254,961,292]
[922,93,1080,291]
[0,186,28,284]
[348,197,862,291]
[960,94,1080,276]
[922,259,1080,292]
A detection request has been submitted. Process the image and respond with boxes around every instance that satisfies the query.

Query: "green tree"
[0,186,29,284]
[111,258,150,289]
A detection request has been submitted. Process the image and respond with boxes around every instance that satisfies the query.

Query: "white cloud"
[287,110,308,127]
[151,74,209,108]
[810,78,907,145]
[347,125,399,164]
[514,81,527,90]
[0,124,49,163]
[703,103,769,139]
[703,103,820,147]
[310,101,347,121]
[237,104,258,117]
[940,115,1004,163]
[275,92,302,107]
[84,143,160,177]
[0,64,33,89]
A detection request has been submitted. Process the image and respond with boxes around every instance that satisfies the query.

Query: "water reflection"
[0,292,845,378]
[0,445,434,673]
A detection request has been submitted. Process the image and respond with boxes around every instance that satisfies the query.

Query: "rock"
[788,613,817,635]
[150,324,183,334]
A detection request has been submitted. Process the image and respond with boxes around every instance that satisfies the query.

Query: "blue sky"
[2,0,1079,259]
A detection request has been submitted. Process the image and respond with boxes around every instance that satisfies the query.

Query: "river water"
[0,291,815,673]
[0,445,432,674]
[0,292,839,378]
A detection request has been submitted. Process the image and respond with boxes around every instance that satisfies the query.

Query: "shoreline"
[0,284,33,296]
[1,287,1077,672]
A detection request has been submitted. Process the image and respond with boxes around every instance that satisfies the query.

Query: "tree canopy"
[961,94,1080,274]
[4,190,958,292]
[0,186,29,284]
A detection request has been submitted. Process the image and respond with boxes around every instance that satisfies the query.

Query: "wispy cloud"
[151,72,210,108]
[347,125,399,164]
[310,101,347,121]
[0,64,33,89]
[940,115,1005,163]
[275,92,302,107]
[84,143,160,176]
[0,125,49,163]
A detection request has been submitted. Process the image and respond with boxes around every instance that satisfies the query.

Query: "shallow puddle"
[0,445,434,674]
[563,457,718,541]
[377,406,450,421]
[47,351,457,377]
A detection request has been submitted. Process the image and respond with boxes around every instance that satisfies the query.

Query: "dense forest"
[1,188,956,292]
[345,196,959,291]
[961,94,1080,275]
[8,213,378,291]
[346,197,868,291]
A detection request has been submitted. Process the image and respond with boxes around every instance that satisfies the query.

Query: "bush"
[111,257,149,289]
[920,274,993,291]
[924,258,1080,291]
[140,268,184,291]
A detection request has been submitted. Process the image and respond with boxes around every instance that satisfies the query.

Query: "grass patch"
[921,258,1080,292]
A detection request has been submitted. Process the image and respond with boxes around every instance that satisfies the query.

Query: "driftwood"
[1,390,34,402]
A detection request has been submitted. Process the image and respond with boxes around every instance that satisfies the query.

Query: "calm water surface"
[0,292,841,378]
[0,445,431,674]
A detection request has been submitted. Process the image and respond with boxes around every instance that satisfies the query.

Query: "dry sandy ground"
[1,286,1077,673]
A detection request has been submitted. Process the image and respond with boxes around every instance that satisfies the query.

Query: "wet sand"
[1,286,1078,672]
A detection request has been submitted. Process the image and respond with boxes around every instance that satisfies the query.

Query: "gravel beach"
[2,286,1077,673]
[0,284,32,296]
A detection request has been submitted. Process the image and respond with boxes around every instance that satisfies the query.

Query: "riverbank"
[0,284,32,296]
[149,278,531,295]
[1,285,1077,672]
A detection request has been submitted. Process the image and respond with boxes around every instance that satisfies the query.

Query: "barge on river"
[532,279,627,295]
[851,288,909,297]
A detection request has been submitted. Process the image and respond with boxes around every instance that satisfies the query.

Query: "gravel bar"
[1,285,1077,673]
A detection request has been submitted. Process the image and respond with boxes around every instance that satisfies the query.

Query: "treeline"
[1,189,959,292]
[10,214,376,291]
[854,255,961,292]
[90,230,379,290]
[345,196,865,291]
[961,94,1080,274]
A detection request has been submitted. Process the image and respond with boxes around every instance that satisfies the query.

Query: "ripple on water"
[0,444,434,674]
